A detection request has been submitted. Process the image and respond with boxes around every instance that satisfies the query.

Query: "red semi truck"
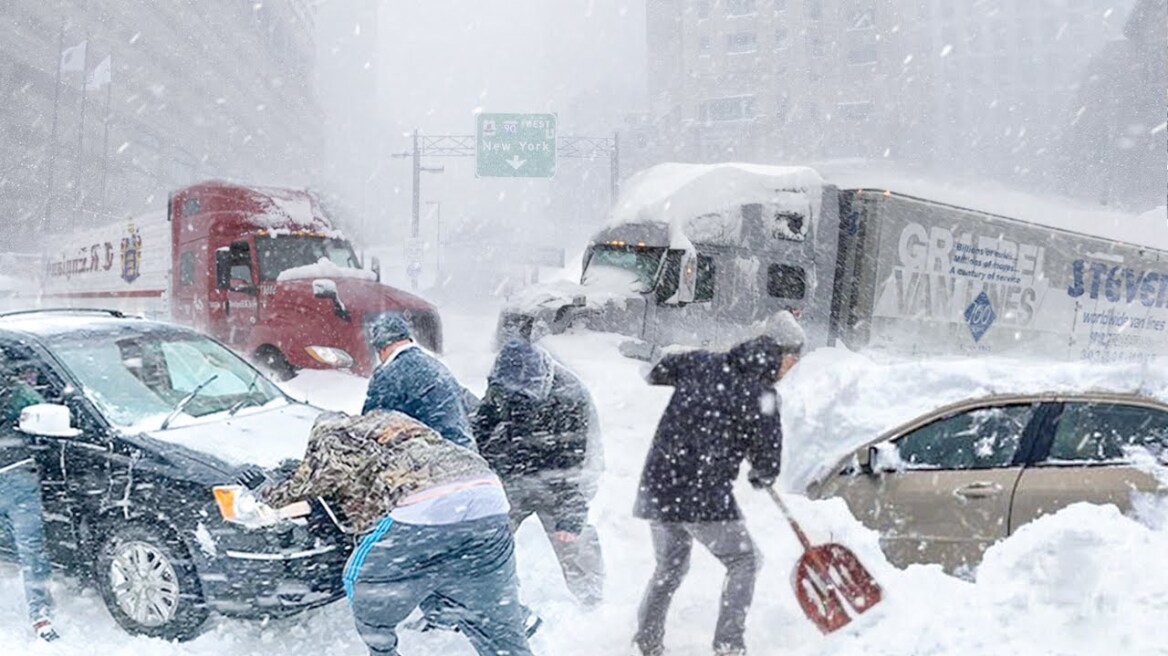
[38,180,440,377]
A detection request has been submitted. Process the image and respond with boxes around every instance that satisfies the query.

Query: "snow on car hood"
[144,401,321,468]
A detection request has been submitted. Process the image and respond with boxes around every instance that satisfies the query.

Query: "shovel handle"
[765,486,814,552]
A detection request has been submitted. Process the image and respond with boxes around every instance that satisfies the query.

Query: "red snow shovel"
[764,486,882,633]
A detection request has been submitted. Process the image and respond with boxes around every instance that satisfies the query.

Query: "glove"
[235,465,268,491]
[748,470,775,490]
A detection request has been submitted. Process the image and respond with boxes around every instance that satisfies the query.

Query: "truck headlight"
[304,345,354,369]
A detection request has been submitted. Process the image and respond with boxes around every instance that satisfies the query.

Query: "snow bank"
[275,258,376,283]
[778,346,1168,491]
[608,162,823,249]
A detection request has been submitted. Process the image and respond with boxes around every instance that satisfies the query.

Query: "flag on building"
[60,40,87,73]
[87,55,112,90]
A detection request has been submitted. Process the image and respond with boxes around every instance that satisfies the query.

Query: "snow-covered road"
[0,310,1165,655]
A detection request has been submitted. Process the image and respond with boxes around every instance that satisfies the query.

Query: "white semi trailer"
[501,162,1168,364]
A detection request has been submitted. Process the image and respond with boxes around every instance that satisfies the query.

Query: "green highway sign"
[476,113,557,178]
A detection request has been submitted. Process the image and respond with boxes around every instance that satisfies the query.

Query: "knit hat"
[767,310,805,354]
[369,314,412,350]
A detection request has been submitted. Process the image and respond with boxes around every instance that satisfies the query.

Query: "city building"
[0,0,322,244]
[646,0,1136,186]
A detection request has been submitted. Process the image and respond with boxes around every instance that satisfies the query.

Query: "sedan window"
[894,404,1035,470]
[1048,403,1168,463]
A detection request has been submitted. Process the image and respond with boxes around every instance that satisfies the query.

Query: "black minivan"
[0,309,349,641]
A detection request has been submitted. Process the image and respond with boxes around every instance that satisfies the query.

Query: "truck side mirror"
[312,279,351,322]
[654,250,697,305]
[370,256,382,283]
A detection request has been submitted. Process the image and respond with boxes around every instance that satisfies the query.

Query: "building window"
[697,0,711,19]
[699,35,712,55]
[774,0,787,10]
[698,95,757,123]
[805,0,822,21]
[774,26,789,50]
[846,40,878,64]
[726,32,759,54]
[846,0,876,30]
[807,33,825,57]
[837,100,874,122]
[727,0,757,16]
[767,264,806,299]
[776,93,791,121]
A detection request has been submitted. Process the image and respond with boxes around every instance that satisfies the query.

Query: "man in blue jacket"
[362,315,476,451]
[632,311,804,656]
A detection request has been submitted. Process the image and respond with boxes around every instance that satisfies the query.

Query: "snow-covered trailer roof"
[603,162,825,249]
[813,162,1168,251]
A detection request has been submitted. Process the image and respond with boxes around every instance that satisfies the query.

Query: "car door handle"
[954,482,1003,499]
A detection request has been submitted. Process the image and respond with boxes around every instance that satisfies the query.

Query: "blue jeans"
[346,514,532,656]
[0,466,54,622]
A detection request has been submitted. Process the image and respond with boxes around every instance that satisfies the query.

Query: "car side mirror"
[370,256,382,283]
[18,403,81,438]
[869,443,901,474]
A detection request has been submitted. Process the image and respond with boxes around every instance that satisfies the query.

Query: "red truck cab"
[168,181,440,378]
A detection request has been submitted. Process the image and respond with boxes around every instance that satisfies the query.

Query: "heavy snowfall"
[0,1,1166,655]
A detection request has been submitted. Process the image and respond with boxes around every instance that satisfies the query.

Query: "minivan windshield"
[255,234,362,281]
[49,328,285,430]
[582,245,665,294]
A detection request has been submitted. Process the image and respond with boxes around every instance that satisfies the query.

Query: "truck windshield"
[583,245,665,294]
[255,235,362,281]
[49,329,285,430]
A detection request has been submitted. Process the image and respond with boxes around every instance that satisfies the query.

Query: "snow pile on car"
[778,346,1168,491]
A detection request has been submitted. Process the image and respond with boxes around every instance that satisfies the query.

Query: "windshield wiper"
[227,372,262,417]
[160,375,219,430]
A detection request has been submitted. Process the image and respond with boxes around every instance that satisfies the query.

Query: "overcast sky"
[378,0,647,136]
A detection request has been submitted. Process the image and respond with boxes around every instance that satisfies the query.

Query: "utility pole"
[411,129,420,239]
[610,131,621,200]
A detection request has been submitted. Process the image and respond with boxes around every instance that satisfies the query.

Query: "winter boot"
[32,618,59,642]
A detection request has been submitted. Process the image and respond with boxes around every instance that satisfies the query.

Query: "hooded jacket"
[362,345,477,451]
[633,336,783,523]
[261,410,496,534]
[474,340,603,531]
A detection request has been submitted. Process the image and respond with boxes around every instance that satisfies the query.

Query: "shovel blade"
[792,544,883,633]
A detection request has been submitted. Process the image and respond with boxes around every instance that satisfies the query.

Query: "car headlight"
[304,345,354,369]
[212,485,279,528]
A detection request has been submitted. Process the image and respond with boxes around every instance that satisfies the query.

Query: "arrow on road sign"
[506,156,526,170]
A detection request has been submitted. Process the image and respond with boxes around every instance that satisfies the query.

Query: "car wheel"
[95,524,209,641]
[257,346,295,381]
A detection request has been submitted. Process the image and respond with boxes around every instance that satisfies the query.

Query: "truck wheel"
[95,524,209,642]
[257,347,295,381]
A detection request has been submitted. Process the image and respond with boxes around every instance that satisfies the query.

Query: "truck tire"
[257,346,295,381]
[95,523,209,641]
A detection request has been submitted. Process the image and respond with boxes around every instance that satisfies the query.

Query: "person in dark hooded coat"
[474,337,605,606]
[632,311,804,656]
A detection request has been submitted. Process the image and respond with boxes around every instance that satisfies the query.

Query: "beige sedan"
[807,392,1168,575]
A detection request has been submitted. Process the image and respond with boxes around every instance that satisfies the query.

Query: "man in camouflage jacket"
[260,410,532,656]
